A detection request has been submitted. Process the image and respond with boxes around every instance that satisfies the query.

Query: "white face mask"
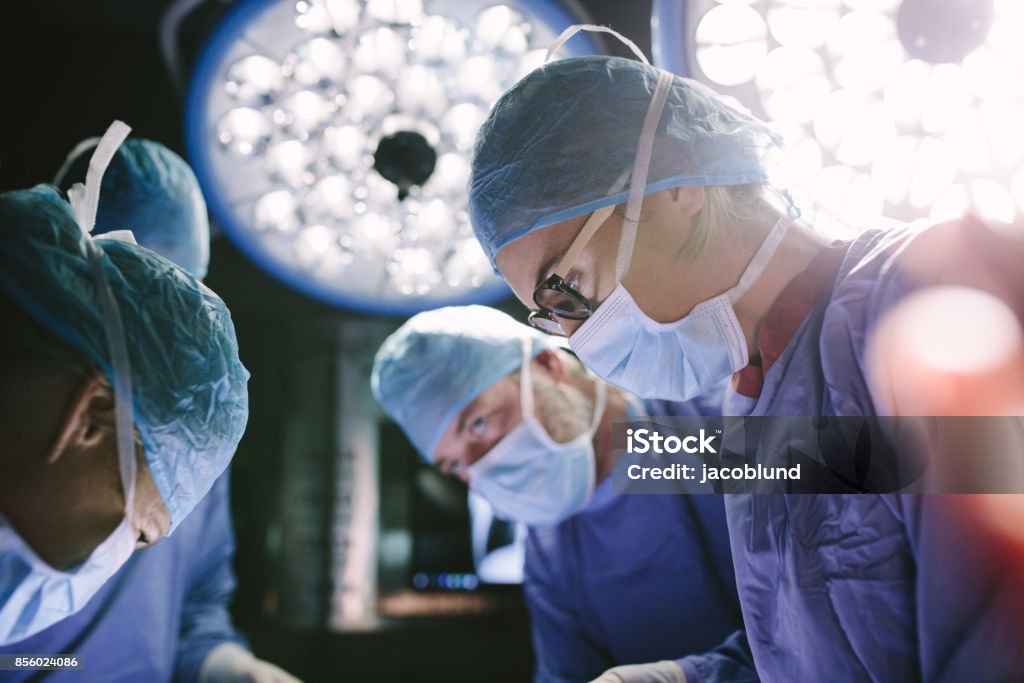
[0,488,137,645]
[467,342,607,527]
[570,215,793,401]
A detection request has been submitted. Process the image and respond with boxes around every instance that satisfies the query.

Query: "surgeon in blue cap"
[54,136,210,279]
[373,305,750,683]
[0,130,298,682]
[468,27,1024,682]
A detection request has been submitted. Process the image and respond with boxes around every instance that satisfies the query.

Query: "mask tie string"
[545,24,649,65]
[69,120,139,519]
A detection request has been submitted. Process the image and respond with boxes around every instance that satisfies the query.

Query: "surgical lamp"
[653,0,1024,232]
[186,0,597,315]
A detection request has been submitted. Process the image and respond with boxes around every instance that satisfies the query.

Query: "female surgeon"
[468,26,1024,683]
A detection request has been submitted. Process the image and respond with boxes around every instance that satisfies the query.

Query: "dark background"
[0,2,653,680]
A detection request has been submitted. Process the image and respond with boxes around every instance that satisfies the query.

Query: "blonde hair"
[682,184,763,260]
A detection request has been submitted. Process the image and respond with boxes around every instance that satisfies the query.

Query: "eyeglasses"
[527,308,568,335]
[528,204,617,336]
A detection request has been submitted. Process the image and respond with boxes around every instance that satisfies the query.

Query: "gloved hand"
[200,643,303,683]
[588,660,686,683]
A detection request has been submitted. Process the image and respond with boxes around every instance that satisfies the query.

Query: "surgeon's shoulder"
[848,215,1024,334]
[890,215,1024,319]
[819,226,915,340]
[826,216,1020,334]
[824,216,1024,412]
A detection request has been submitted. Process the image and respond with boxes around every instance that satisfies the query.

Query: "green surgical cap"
[55,138,211,279]
[0,185,249,533]
[372,305,562,460]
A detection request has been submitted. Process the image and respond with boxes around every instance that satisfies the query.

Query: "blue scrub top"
[682,222,1024,682]
[0,473,244,682]
[523,396,746,683]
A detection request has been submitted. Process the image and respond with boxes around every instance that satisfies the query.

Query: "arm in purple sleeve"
[676,631,759,683]
[524,529,612,683]
[902,494,1024,683]
[173,473,248,683]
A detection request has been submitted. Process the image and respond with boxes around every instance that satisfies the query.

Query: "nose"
[134,497,171,549]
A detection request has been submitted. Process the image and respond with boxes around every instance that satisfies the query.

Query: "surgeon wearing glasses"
[468,31,1024,683]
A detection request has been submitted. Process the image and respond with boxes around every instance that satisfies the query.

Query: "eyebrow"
[534,206,617,292]
[533,213,590,289]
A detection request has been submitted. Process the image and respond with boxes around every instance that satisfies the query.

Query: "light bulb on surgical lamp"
[653,0,1024,233]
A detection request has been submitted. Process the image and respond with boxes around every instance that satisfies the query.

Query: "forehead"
[494,216,588,308]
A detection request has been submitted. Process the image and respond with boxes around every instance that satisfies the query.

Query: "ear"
[670,186,705,219]
[532,349,568,383]
[46,372,115,465]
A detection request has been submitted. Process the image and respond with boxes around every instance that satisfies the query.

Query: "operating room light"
[655,0,1024,232]
[187,0,596,314]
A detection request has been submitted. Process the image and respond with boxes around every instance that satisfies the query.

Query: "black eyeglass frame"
[527,204,618,335]
[527,308,569,336]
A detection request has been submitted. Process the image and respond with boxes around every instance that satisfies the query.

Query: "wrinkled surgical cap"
[55,138,211,279]
[0,185,248,533]
[470,55,783,268]
[372,305,563,460]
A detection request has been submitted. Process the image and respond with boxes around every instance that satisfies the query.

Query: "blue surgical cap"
[0,185,248,533]
[470,56,783,268]
[55,138,211,279]
[372,305,562,460]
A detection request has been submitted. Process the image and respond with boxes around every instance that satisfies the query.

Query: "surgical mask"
[0,501,137,645]
[467,342,607,526]
[0,121,140,645]
[571,214,793,402]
